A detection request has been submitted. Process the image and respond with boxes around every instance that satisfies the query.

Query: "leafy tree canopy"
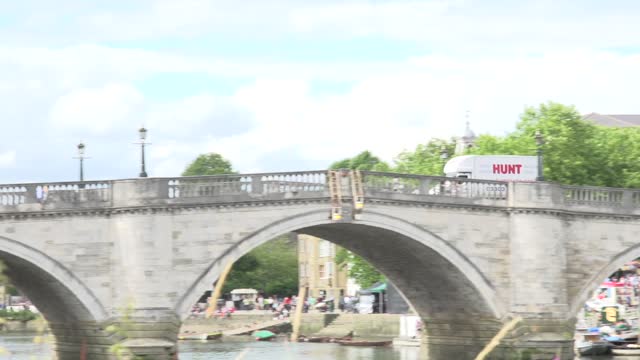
[395,101,640,188]
[335,248,385,288]
[394,138,456,176]
[182,153,235,176]
[222,236,299,296]
[330,150,391,171]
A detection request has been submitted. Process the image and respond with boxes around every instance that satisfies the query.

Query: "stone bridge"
[1,170,640,359]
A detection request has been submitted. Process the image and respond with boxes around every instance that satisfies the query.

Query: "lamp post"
[137,127,149,178]
[73,142,88,182]
[535,130,544,181]
[440,145,449,175]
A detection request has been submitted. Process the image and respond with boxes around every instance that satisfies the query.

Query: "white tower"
[455,111,476,155]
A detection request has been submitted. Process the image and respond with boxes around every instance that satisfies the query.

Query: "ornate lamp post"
[137,127,149,178]
[73,142,87,182]
[535,130,544,181]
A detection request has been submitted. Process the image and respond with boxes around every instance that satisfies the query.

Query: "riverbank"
[181,312,402,338]
[0,317,47,333]
[0,312,403,339]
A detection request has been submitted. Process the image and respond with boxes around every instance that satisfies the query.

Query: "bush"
[0,309,38,322]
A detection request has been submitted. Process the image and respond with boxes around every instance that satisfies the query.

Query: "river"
[4,335,640,360]
[0,334,423,359]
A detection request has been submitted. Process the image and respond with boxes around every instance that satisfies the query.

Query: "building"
[583,113,640,127]
[455,121,477,155]
[297,234,355,300]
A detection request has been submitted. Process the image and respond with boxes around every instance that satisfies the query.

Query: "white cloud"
[0,151,16,168]
[49,83,144,134]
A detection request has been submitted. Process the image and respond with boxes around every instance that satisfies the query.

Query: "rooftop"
[583,113,640,127]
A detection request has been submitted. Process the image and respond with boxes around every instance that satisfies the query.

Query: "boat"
[254,330,276,341]
[178,332,222,341]
[575,334,611,356]
[337,339,392,347]
[300,336,332,343]
[611,344,640,355]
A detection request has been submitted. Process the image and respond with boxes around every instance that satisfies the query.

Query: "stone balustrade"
[1,170,640,215]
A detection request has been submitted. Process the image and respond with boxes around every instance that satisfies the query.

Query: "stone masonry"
[0,171,639,359]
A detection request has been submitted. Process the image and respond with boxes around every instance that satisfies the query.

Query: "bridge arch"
[570,242,640,316]
[0,235,108,323]
[175,209,504,322]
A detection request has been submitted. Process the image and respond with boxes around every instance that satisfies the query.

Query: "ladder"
[350,170,365,215]
[328,170,343,221]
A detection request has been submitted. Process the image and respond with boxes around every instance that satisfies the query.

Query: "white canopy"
[230,288,258,295]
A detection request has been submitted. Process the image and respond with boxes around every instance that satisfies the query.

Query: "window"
[319,240,332,257]
[299,263,308,277]
[320,262,333,279]
[326,261,333,278]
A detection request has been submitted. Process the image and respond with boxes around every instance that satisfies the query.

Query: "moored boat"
[253,330,276,341]
[576,333,611,356]
[611,344,640,355]
[178,332,222,341]
[337,339,392,347]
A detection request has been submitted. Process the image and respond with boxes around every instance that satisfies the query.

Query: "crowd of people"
[190,292,360,319]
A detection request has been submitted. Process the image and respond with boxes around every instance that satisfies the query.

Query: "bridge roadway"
[1,170,640,359]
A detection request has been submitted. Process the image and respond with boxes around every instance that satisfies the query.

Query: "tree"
[222,236,299,296]
[395,102,640,189]
[335,248,384,288]
[470,102,602,186]
[394,138,456,176]
[330,150,391,171]
[329,150,388,288]
[182,153,234,176]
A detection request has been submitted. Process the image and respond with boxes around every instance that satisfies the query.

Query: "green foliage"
[330,150,391,171]
[469,102,601,186]
[182,153,235,176]
[222,236,299,296]
[396,101,640,189]
[394,138,456,175]
[335,248,385,288]
[0,309,38,322]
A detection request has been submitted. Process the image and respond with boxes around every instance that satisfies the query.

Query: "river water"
[4,335,640,360]
[0,334,423,359]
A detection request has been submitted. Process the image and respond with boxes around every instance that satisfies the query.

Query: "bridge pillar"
[421,318,503,359]
[50,309,180,360]
[499,182,574,359]
[422,317,574,360]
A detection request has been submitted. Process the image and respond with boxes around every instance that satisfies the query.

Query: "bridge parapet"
[560,184,640,214]
[0,181,112,212]
[2,171,640,215]
[361,171,509,205]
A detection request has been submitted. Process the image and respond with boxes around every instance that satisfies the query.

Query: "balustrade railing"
[167,171,327,199]
[562,186,628,206]
[361,171,508,200]
[0,185,29,206]
[0,181,112,209]
[4,171,640,213]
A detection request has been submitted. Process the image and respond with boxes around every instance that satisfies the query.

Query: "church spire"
[455,111,476,155]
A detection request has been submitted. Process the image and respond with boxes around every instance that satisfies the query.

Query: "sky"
[1,0,640,183]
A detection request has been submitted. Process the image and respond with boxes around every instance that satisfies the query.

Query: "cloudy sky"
[1,0,639,183]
